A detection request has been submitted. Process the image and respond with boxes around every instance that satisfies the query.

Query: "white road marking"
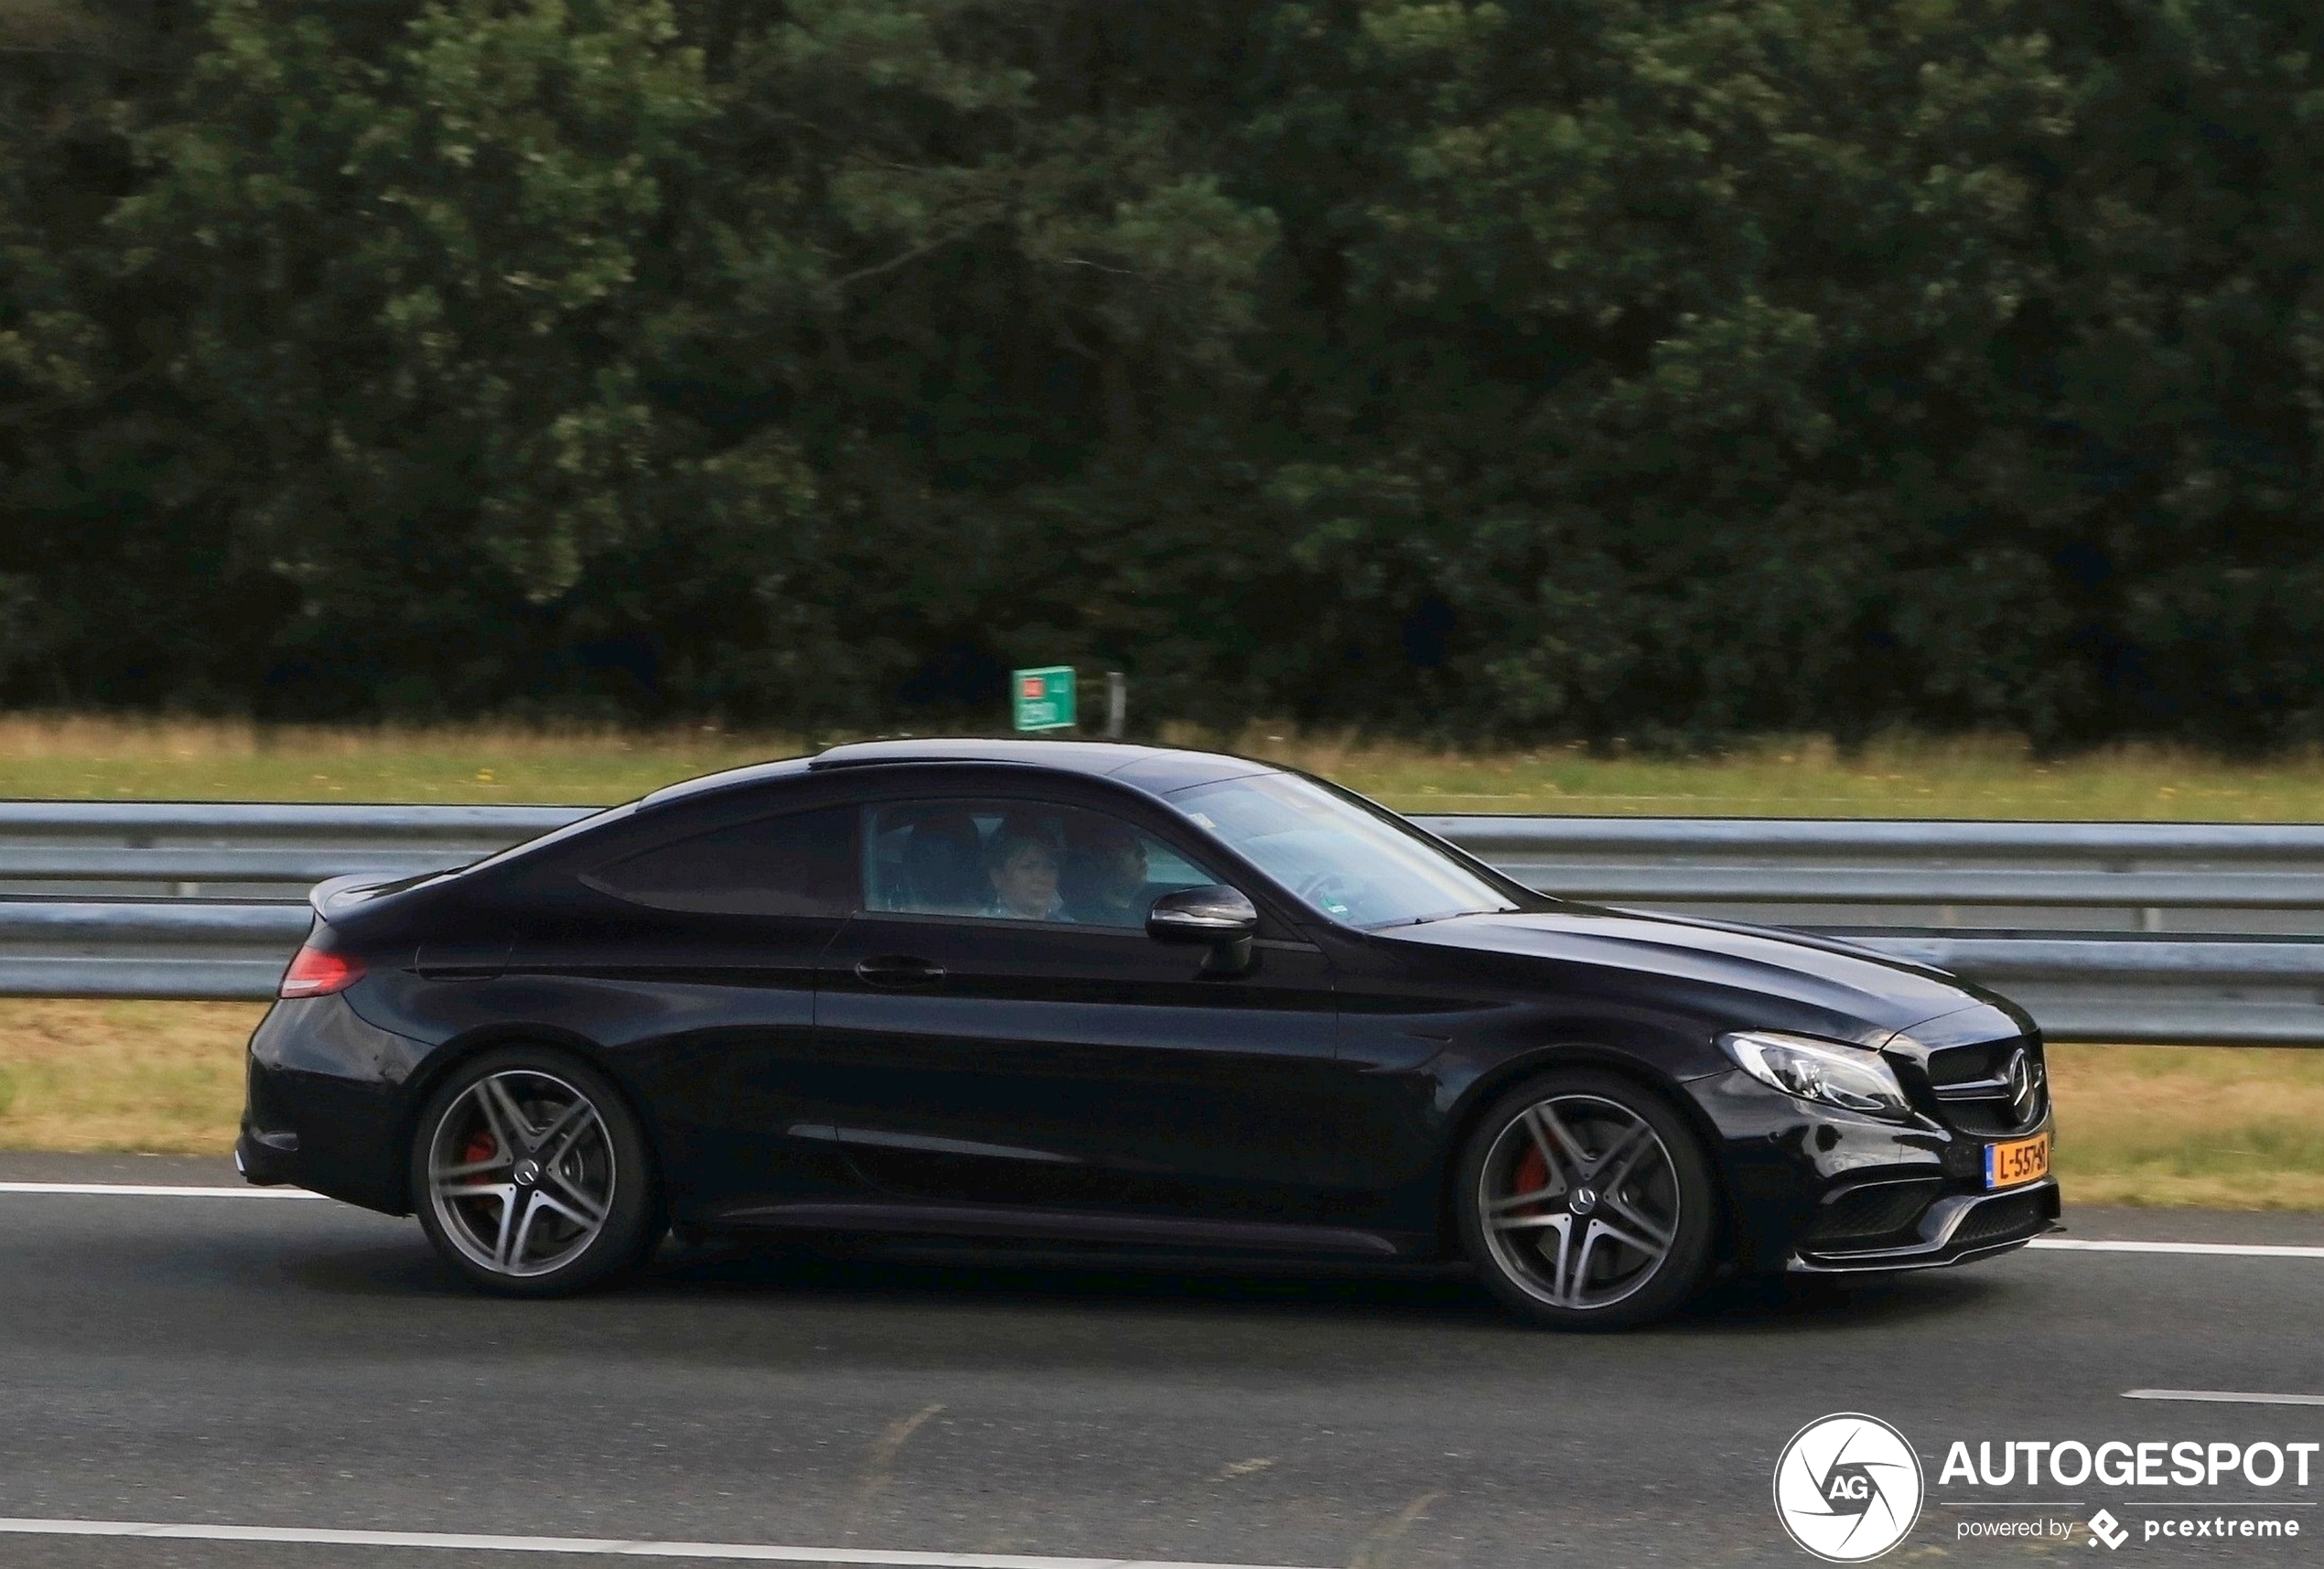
[2029,1238,2324,1259]
[0,1518,1317,1568]
[0,1181,322,1199]
[3,1186,2321,1260]
[2124,1389,2324,1407]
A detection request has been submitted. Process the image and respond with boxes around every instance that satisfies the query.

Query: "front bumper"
[1689,1067,2059,1273]
[1787,1177,2061,1273]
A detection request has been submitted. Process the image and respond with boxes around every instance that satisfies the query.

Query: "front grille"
[1953,1189,2050,1246]
[1925,1037,2050,1136]
[1803,1179,1942,1249]
[1941,1099,2038,1138]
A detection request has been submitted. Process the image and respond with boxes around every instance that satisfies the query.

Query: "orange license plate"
[1985,1131,2051,1189]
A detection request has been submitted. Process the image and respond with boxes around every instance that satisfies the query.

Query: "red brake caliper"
[1512,1145,1548,1210]
[461,1132,498,1192]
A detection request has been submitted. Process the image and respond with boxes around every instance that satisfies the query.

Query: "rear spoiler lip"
[309,869,441,922]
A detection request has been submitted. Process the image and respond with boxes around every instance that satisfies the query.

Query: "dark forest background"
[5,0,2324,745]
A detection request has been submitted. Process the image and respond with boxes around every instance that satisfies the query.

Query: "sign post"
[1011,667,1077,732]
[1103,671,1126,738]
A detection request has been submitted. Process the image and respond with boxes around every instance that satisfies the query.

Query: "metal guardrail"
[6,802,2324,1041]
[0,900,309,1000]
[1406,815,2324,927]
[1414,817,2324,855]
[0,801,587,838]
[0,802,587,897]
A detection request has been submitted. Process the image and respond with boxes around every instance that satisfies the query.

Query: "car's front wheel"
[1456,1069,1716,1329]
[410,1048,661,1296]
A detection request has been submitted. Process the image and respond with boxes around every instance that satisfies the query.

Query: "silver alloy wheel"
[425,1069,616,1279]
[1478,1092,1681,1311]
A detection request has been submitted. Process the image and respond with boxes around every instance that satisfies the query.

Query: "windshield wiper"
[1379,906,1512,929]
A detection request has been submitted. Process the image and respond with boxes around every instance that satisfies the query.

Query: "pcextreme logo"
[1773,1413,1927,1563]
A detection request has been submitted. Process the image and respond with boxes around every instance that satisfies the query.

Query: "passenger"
[984,824,1068,920]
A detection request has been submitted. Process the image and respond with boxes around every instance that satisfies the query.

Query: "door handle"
[854,955,946,989]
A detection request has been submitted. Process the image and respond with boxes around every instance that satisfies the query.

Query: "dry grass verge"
[0,999,261,1155]
[6,714,2324,819]
[2047,1044,2324,1209]
[2,1002,2321,1209]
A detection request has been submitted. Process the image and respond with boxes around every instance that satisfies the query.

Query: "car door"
[511,801,861,1219]
[812,792,1379,1238]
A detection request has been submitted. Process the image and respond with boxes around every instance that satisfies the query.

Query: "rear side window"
[584,807,859,917]
[865,799,1221,926]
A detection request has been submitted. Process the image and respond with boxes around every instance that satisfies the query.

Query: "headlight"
[1720,1030,1911,1120]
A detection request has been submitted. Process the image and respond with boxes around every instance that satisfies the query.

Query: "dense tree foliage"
[5,0,2324,744]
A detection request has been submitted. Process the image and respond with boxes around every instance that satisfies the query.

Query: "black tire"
[409,1046,662,1297]
[1455,1069,1717,1330]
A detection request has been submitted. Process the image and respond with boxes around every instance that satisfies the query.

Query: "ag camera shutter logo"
[1774,1413,1926,1562]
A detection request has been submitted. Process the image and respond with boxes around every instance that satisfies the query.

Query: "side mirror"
[1146,885,1258,974]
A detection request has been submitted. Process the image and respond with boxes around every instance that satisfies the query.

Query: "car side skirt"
[704,1198,1429,1259]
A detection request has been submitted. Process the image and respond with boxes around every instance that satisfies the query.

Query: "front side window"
[1167,772,1525,928]
[866,800,1221,927]
[584,806,859,917]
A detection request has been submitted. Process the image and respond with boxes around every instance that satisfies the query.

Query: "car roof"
[637,738,1275,808]
[813,738,1189,773]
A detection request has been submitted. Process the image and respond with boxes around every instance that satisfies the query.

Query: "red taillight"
[279,945,365,999]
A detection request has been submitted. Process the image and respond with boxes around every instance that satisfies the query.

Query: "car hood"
[1372,906,2022,1042]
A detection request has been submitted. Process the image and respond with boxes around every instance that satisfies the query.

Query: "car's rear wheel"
[410,1048,660,1296]
[1456,1069,1716,1330]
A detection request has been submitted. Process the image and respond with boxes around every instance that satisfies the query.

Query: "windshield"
[1167,772,1527,928]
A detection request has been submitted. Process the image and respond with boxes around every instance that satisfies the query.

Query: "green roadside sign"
[1012,666,1077,731]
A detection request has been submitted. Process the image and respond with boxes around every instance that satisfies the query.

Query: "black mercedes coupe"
[238,739,2059,1327]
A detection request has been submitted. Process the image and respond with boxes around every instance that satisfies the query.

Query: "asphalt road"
[1,1153,2320,1568]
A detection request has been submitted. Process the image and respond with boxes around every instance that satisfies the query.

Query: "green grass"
[11,715,2324,818]
[0,716,778,805]
[1225,730,2324,820]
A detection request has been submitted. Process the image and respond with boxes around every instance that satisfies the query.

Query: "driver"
[1065,820,1149,927]
[984,823,1069,921]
